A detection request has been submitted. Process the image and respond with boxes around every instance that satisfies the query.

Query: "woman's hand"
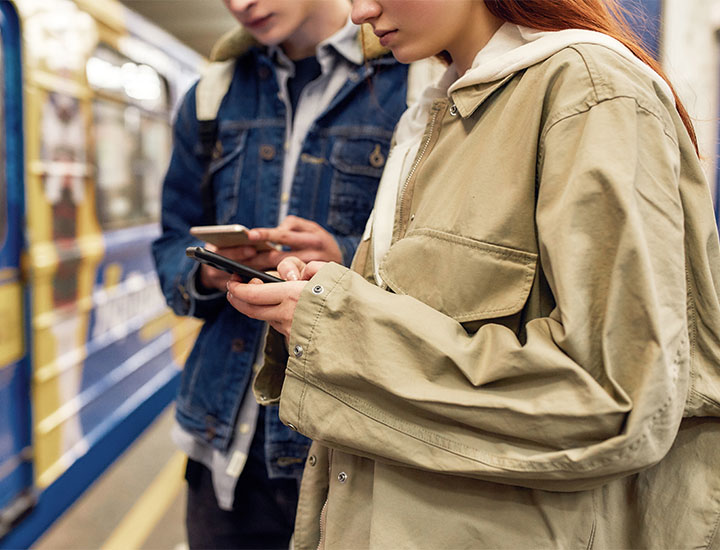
[225,257,327,338]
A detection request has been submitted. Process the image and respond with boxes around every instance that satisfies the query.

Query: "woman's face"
[351,0,499,69]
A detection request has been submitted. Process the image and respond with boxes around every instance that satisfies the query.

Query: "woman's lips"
[375,29,398,47]
[245,14,273,29]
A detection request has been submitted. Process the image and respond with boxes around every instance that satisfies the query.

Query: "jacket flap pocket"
[378,228,537,322]
[329,134,391,178]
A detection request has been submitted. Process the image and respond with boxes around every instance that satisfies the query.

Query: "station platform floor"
[32,405,188,550]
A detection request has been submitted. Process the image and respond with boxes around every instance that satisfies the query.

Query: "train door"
[0,0,33,539]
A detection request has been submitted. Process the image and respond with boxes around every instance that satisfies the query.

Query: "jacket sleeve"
[261,96,692,491]
[151,83,227,319]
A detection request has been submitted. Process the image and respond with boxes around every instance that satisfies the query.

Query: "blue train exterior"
[0,1,203,547]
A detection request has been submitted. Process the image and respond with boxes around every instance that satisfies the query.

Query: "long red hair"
[484,0,698,154]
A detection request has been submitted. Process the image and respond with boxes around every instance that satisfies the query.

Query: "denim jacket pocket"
[327,135,389,236]
[378,228,538,324]
[207,128,248,224]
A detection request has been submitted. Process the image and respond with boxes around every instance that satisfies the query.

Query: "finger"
[226,291,278,321]
[279,215,318,231]
[227,279,305,305]
[277,257,306,281]
[301,261,327,280]
[273,230,324,250]
[217,245,259,262]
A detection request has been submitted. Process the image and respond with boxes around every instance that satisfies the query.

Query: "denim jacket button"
[260,144,276,160]
[231,338,245,352]
[258,66,271,79]
[293,345,303,358]
[369,144,385,168]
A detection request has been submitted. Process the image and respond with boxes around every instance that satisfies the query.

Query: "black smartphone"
[185,246,283,283]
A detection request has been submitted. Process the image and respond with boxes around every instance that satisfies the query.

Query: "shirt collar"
[268,15,363,73]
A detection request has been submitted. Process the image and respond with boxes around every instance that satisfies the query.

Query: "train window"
[87,45,170,230]
[40,91,87,241]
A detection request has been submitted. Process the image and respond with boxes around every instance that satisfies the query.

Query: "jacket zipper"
[316,449,334,550]
[397,102,445,237]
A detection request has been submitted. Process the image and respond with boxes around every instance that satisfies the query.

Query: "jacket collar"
[209,22,389,63]
[450,74,516,118]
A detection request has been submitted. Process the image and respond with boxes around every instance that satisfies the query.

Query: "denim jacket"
[152,32,408,478]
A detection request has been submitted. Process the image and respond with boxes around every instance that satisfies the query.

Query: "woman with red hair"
[227,1,720,547]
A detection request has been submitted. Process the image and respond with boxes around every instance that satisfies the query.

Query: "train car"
[0,0,204,547]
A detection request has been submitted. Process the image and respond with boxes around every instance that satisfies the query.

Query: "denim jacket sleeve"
[152,83,227,319]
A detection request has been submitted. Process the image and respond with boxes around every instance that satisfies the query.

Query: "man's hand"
[247,215,343,265]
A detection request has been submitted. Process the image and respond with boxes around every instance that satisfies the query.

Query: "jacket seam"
[294,267,351,433]
[538,96,678,171]
[686,266,700,410]
[567,45,601,104]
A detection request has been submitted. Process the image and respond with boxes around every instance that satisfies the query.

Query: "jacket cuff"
[184,261,226,317]
[278,262,349,432]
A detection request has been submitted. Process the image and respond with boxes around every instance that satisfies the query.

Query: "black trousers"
[185,407,299,550]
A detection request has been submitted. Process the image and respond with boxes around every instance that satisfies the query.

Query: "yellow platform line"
[102,451,187,550]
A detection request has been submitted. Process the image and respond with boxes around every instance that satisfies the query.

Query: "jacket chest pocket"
[378,228,537,326]
[327,136,389,236]
[207,129,248,224]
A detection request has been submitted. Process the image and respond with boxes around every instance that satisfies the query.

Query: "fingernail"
[287,271,299,281]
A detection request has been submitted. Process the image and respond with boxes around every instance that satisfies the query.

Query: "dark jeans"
[185,407,299,550]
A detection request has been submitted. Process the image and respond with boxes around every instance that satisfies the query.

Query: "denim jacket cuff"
[253,326,289,405]
[185,261,226,317]
[336,234,361,267]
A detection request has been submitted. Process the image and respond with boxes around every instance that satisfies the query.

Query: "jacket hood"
[451,24,672,97]
[369,23,674,286]
[209,22,389,62]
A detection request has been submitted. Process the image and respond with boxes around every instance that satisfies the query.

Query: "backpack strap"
[195,59,236,224]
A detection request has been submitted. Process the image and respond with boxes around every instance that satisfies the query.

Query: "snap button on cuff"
[337,472,347,483]
[293,345,303,358]
[312,285,324,295]
[308,455,317,466]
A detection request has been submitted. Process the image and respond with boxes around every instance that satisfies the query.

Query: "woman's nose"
[351,0,382,25]
[225,0,256,14]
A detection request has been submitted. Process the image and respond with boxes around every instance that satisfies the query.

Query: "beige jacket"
[255,40,720,549]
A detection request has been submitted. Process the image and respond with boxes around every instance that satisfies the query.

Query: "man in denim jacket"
[151,0,408,547]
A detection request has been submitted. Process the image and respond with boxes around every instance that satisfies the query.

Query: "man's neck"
[282,1,350,60]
